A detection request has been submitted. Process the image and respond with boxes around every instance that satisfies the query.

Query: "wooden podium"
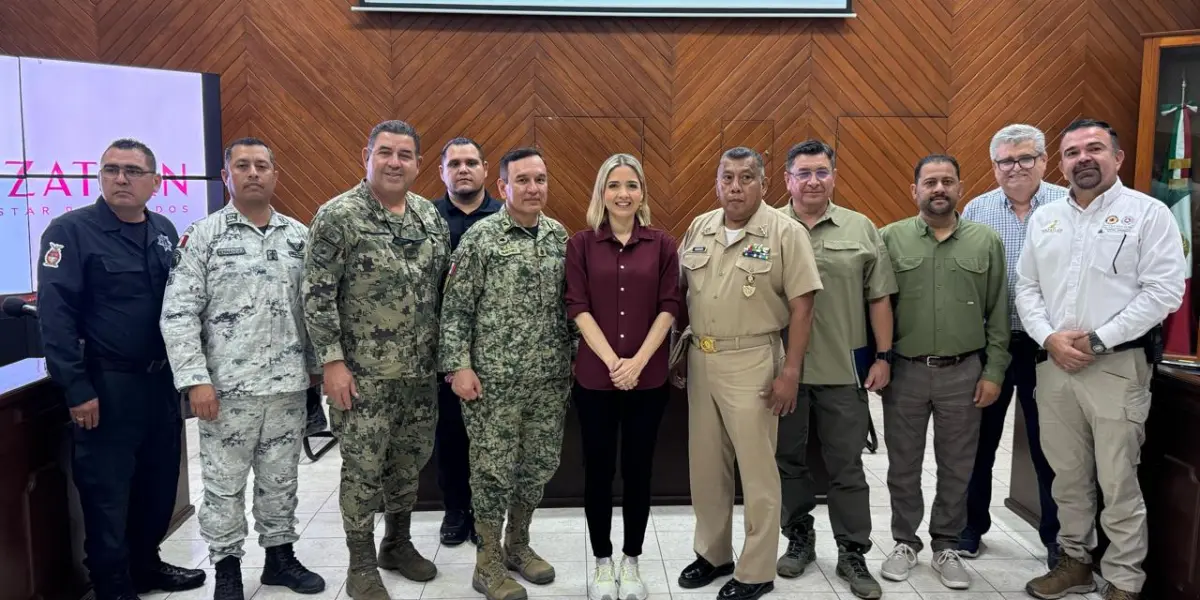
[0,359,194,600]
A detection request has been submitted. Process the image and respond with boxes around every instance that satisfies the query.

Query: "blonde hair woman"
[565,153,680,600]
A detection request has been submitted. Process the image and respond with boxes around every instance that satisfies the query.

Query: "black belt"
[1035,339,1143,364]
[898,350,979,368]
[87,357,171,373]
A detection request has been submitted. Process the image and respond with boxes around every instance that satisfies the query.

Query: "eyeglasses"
[994,155,1040,172]
[787,169,832,181]
[100,164,154,179]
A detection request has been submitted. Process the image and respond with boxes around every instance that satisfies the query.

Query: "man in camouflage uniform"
[439,147,574,600]
[303,120,451,600]
[161,138,325,600]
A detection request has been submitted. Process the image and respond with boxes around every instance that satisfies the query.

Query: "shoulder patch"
[43,242,64,268]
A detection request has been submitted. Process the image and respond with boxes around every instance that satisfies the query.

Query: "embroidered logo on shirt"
[156,234,172,252]
[1105,215,1119,225]
[43,243,64,268]
[1042,220,1062,233]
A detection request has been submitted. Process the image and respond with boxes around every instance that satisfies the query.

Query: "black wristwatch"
[876,350,895,364]
[1088,331,1108,354]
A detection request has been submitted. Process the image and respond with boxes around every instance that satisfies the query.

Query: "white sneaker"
[591,559,618,600]
[880,543,918,581]
[617,556,648,600]
[932,549,970,589]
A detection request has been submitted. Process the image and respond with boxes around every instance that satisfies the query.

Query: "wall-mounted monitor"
[1,55,225,296]
[353,0,855,18]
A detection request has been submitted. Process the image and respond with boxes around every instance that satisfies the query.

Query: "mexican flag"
[1160,78,1198,355]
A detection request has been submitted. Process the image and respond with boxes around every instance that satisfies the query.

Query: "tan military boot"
[378,512,437,581]
[345,539,391,600]
[1103,585,1139,600]
[1024,553,1095,599]
[502,507,555,584]
[473,522,528,600]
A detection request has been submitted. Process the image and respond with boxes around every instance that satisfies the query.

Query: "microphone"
[2,296,37,318]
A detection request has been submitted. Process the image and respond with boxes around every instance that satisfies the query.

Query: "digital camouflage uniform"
[439,208,574,600]
[302,181,450,595]
[160,204,317,565]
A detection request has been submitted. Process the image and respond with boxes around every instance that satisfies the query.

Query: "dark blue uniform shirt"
[37,197,179,407]
[433,192,503,251]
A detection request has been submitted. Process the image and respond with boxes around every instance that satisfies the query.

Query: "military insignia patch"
[287,239,305,252]
[43,243,64,268]
[312,239,337,264]
[156,234,172,252]
[178,234,190,248]
[172,249,182,267]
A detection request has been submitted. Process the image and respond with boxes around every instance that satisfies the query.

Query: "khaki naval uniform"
[678,202,823,584]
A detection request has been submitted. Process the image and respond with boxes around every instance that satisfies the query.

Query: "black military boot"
[262,543,326,594]
[776,526,816,578]
[214,556,244,600]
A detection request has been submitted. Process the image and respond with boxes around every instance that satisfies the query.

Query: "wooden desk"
[1006,364,1200,599]
[414,384,833,509]
[0,360,194,600]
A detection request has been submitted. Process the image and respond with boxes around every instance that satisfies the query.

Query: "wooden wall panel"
[948,0,1086,200]
[1,0,1198,236]
[532,116,644,234]
[0,0,96,62]
[835,117,949,226]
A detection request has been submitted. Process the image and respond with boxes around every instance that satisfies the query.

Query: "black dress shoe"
[678,555,736,589]
[717,579,774,600]
[440,509,476,546]
[134,561,206,593]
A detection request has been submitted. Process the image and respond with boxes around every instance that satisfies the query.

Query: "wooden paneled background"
[3,0,1199,235]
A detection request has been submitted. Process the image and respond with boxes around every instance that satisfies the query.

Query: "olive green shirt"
[784,202,898,385]
[880,215,1010,385]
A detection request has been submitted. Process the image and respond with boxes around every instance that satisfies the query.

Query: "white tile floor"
[162,395,1107,600]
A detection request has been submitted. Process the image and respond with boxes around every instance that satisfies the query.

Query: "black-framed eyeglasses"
[994,155,1040,172]
[100,164,154,179]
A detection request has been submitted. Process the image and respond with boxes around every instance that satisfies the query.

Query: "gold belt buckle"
[698,336,717,353]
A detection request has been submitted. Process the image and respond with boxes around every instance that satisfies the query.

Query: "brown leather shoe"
[1024,554,1095,599]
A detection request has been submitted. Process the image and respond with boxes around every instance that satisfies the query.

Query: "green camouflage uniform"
[302,181,449,585]
[439,207,574,597]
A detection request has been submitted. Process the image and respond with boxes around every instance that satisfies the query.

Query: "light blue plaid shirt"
[961,181,1068,332]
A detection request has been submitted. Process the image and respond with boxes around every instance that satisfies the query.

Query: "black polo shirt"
[433,192,503,251]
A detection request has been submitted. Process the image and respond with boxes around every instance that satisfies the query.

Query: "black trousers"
[435,377,472,512]
[964,330,1060,546]
[573,383,669,558]
[72,368,182,597]
[776,384,872,551]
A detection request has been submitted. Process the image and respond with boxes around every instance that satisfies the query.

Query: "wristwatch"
[876,350,895,364]
[1088,331,1108,354]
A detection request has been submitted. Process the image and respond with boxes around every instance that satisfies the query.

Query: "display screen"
[0,56,223,296]
[355,0,854,17]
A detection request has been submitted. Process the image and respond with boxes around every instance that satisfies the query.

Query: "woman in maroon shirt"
[565,153,680,600]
